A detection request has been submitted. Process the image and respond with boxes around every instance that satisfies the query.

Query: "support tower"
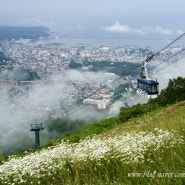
[30,123,44,148]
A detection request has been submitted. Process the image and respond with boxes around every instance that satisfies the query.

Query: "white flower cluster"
[0,128,183,184]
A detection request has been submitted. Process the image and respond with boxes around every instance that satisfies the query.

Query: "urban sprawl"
[0,36,183,120]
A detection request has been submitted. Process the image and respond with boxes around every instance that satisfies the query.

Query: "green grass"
[0,102,185,185]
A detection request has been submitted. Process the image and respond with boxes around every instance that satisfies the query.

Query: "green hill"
[0,77,185,185]
[0,26,50,40]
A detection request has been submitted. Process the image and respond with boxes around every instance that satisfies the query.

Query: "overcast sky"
[0,0,185,38]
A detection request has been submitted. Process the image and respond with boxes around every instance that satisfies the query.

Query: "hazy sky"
[0,0,184,36]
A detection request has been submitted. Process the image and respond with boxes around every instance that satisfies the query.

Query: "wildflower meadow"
[0,127,184,185]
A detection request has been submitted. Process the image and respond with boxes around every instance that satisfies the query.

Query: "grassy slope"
[45,101,185,184]
[0,101,185,185]
[72,101,185,185]
[103,102,185,185]
[62,102,185,144]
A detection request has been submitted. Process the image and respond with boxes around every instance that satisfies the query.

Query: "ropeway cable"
[58,33,185,118]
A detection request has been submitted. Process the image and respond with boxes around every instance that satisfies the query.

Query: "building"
[83,97,110,109]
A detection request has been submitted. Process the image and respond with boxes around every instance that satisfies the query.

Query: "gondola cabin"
[137,78,159,98]
[137,55,159,98]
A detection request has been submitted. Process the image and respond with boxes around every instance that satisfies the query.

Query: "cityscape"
[0,34,184,122]
[0,1,185,184]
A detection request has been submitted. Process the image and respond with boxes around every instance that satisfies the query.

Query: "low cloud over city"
[103,21,183,35]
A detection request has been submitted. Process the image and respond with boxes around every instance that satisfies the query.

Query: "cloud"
[17,17,54,28]
[103,21,147,35]
[0,70,120,154]
[152,26,173,35]
[155,57,185,89]
[103,21,183,35]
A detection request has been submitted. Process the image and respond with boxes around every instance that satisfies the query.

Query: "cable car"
[137,55,159,98]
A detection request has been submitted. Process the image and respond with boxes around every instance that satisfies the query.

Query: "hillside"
[0,26,50,40]
[0,76,185,184]
[0,100,184,185]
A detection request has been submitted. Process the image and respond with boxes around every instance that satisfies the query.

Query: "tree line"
[69,60,140,76]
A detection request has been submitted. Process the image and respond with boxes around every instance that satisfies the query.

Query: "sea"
[46,30,174,51]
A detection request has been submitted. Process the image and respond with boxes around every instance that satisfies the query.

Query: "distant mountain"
[0,26,50,40]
